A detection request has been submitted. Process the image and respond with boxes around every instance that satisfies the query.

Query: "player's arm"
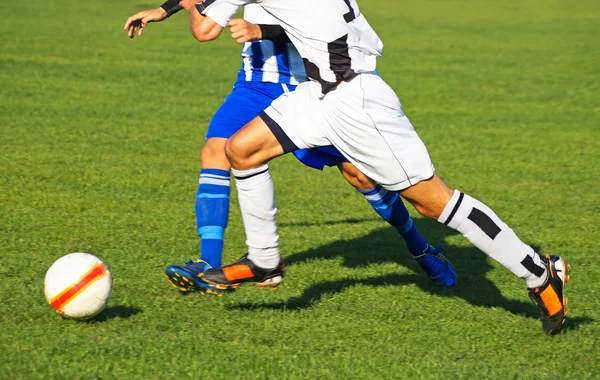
[123,0,182,39]
[179,0,250,42]
[228,19,290,44]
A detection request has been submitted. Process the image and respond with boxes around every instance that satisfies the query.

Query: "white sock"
[231,165,281,269]
[439,190,547,288]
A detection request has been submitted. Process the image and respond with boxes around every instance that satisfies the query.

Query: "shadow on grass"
[279,217,379,228]
[229,218,593,331]
[90,305,142,322]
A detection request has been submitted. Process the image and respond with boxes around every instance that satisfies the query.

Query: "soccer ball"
[44,252,112,319]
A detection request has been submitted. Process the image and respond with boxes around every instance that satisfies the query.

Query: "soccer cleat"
[199,254,284,290]
[528,255,570,335]
[165,259,221,296]
[412,244,457,287]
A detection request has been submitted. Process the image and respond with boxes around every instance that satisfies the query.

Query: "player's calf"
[337,161,375,191]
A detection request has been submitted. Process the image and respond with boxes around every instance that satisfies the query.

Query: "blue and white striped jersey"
[238,5,307,85]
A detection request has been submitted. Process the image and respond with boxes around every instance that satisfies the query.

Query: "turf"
[1,0,599,378]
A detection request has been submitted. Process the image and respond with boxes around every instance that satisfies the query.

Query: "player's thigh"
[225,116,286,170]
[323,74,435,191]
[261,81,329,153]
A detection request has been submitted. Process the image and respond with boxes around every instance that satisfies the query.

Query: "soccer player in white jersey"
[123,2,457,292]
[174,0,570,334]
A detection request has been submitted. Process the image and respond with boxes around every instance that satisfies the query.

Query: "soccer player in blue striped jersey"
[124,2,456,293]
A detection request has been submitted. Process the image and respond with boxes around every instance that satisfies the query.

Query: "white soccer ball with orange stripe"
[44,253,112,319]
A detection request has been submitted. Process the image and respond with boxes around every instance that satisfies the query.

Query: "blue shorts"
[207,80,348,170]
[292,146,348,170]
[207,80,292,139]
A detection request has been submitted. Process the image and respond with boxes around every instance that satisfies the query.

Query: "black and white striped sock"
[439,190,547,288]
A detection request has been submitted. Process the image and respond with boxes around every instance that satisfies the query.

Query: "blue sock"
[196,169,230,268]
[359,185,428,256]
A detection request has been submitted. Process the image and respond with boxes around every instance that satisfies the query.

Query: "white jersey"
[199,0,383,93]
[238,5,307,84]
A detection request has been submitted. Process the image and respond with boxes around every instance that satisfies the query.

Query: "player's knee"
[200,144,221,166]
[406,188,453,220]
[224,137,250,169]
[200,138,228,168]
[400,174,454,220]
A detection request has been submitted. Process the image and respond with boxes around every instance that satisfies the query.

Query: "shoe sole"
[165,268,222,297]
[551,256,571,326]
[542,256,570,333]
[200,274,284,291]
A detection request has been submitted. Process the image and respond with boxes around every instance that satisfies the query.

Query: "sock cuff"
[438,190,464,226]
[199,169,231,188]
[357,184,381,195]
[201,168,230,178]
[358,186,389,203]
[232,165,269,180]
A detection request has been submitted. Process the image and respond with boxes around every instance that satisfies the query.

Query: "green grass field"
[2,0,599,378]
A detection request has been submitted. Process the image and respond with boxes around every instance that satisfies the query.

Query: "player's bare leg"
[397,174,454,219]
[336,162,377,192]
[200,116,286,290]
[399,174,570,334]
[200,137,230,170]
[224,117,285,170]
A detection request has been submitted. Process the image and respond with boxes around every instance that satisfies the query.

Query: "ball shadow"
[89,305,143,322]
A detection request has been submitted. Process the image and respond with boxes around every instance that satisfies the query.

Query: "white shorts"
[261,73,435,191]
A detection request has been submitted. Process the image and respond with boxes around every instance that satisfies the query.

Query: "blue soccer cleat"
[412,244,457,287]
[165,259,222,296]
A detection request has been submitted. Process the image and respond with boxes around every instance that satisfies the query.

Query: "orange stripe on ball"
[50,263,107,311]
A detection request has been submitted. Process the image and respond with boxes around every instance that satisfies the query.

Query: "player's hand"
[227,19,262,43]
[124,8,168,39]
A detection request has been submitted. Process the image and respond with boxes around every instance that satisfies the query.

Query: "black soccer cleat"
[199,254,284,290]
[528,255,571,335]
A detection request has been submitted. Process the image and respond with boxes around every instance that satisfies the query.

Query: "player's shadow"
[278,217,379,228]
[230,219,592,332]
[89,305,142,322]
